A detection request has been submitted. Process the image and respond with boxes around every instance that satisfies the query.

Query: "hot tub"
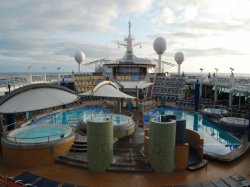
[2,124,75,168]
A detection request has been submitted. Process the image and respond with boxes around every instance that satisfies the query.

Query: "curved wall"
[1,134,75,168]
[87,119,113,172]
[176,119,186,144]
[149,120,176,173]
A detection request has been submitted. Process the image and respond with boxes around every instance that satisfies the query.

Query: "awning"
[0,84,78,113]
[79,81,135,99]
[119,81,153,89]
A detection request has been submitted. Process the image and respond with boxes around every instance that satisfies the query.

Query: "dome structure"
[175,52,184,65]
[153,37,167,73]
[153,37,167,55]
[74,51,85,72]
[75,51,85,64]
[174,52,184,76]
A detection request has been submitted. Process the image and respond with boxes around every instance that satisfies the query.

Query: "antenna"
[128,21,131,35]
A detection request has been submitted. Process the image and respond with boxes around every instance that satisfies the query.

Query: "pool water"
[203,108,228,115]
[30,106,113,127]
[144,107,241,155]
[88,114,130,124]
[7,125,72,143]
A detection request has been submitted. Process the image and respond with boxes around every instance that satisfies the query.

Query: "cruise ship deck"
[0,22,250,187]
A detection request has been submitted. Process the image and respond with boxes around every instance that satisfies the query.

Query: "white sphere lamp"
[153,37,167,73]
[174,52,184,76]
[75,51,85,72]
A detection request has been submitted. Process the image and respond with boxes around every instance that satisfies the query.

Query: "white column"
[158,54,162,73]
[178,64,181,76]
[79,64,81,73]
[43,73,46,82]
[58,73,61,85]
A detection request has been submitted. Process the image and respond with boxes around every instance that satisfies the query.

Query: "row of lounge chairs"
[0,171,87,187]
[153,96,178,102]
[176,101,195,108]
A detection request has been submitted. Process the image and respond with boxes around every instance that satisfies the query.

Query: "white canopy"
[118,81,153,89]
[0,86,78,113]
[79,81,135,99]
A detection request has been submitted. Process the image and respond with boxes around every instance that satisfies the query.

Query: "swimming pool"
[3,124,75,168]
[30,106,113,127]
[31,106,135,139]
[203,108,228,115]
[7,124,73,143]
[144,107,241,156]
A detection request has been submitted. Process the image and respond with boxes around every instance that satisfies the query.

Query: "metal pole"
[178,64,181,76]
[158,54,161,73]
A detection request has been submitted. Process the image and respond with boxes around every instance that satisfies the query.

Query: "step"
[57,156,88,164]
[74,141,87,145]
[70,148,87,152]
[71,144,87,148]
[56,157,88,169]
[188,159,207,171]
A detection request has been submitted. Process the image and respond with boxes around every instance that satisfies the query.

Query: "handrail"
[5,130,74,144]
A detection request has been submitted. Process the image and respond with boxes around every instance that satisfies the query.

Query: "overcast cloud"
[0,0,250,74]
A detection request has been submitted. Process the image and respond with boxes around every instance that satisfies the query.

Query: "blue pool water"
[7,124,72,143]
[144,107,241,155]
[30,106,128,127]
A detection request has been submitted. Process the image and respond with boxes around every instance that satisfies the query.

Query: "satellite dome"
[153,37,167,55]
[175,52,184,65]
[74,51,85,65]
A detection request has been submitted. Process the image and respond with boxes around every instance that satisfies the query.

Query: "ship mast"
[117,21,140,61]
[126,21,133,59]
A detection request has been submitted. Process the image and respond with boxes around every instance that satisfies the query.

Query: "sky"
[1,0,250,74]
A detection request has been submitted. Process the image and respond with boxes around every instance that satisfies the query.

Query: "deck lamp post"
[230,67,234,74]
[42,66,46,82]
[27,66,32,84]
[57,67,61,85]
[215,68,218,76]
[200,68,203,78]
[229,67,235,107]
[214,68,219,105]
[199,68,203,98]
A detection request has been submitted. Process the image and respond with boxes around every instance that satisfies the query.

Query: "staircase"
[56,139,88,168]
[108,141,153,172]
[70,141,87,152]
[188,146,208,171]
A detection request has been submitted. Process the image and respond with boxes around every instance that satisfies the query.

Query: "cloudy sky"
[1,0,250,74]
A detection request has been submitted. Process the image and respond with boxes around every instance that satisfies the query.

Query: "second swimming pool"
[144,107,241,156]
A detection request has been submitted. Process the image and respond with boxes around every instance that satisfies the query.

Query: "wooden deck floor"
[0,150,249,187]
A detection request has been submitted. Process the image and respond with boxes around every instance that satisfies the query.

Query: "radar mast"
[117,21,141,61]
